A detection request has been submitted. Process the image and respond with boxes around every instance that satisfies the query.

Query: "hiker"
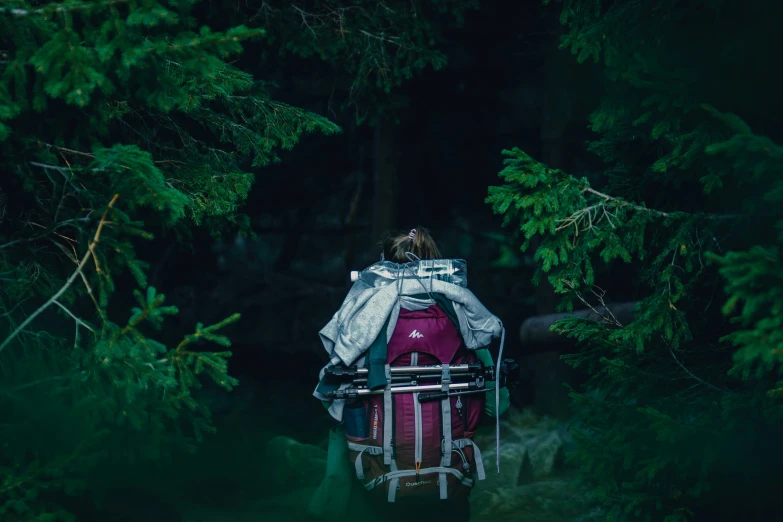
[309,227,510,522]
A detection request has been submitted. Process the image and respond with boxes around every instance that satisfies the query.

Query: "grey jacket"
[315,273,504,421]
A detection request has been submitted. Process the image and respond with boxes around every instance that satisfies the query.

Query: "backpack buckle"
[441,364,451,393]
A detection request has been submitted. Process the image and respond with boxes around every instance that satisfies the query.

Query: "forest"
[1,0,781,521]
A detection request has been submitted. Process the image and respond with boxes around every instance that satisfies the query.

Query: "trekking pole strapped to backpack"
[324,359,519,401]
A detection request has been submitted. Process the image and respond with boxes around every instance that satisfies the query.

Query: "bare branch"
[359,29,410,50]
[53,300,95,332]
[0,194,118,355]
[562,279,624,328]
[668,346,735,395]
[0,217,91,251]
[590,285,623,327]
[585,187,673,218]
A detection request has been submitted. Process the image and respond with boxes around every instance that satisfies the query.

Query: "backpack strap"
[381,364,404,502]
[348,439,486,499]
[387,450,400,502]
[363,466,475,493]
[439,364,453,500]
[452,438,486,481]
[347,442,383,481]
[367,315,393,390]
[382,365,393,465]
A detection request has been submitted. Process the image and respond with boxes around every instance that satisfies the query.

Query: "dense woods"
[488,1,783,520]
[1,1,780,521]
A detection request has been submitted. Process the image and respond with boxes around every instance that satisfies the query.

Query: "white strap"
[347,442,383,481]
[439,471,448,499]
[364,466,474,492]
[496,326,505,473]
[387,456,400,502]
[453,438,486,481]
[383,366,393,465]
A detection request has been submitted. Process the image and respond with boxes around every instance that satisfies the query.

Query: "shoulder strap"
[409,292,460,331]
[366,313,392,390]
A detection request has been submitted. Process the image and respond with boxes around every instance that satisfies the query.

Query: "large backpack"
[343,303,487,503]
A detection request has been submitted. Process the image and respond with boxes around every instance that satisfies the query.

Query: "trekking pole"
[416,388,494,403]
[327,381,483,400]
[417,359,522,402]
[324,362,487,381]
[350,372,478,386]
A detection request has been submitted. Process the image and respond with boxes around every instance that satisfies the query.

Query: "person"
[378,227,469,522]
[309,226,509,522]
[379,225,442,263]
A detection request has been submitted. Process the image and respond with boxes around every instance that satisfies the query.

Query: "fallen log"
[519,301,638,350]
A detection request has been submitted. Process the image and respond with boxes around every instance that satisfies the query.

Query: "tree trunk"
[521,28,577,419]
[536,30,574,314]
[372,117,399,242]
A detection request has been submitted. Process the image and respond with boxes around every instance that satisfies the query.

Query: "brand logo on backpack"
[408,330,424,339]
[405,479,432,487]
[371,405,379,440]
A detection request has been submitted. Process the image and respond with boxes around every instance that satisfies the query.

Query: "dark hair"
[380,226,441,263]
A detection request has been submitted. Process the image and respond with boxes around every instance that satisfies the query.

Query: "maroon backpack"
[344,303,487,503]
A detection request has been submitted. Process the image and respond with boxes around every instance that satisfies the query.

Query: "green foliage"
[712,246,783,390]
[489,0,783,520]
[225,0,479,124]
[0,0,471,517]
[0,0,343,518]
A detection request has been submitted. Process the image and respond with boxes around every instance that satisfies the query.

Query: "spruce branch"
[558,186,738,233]
[161,29,266,55]
[584,187,673,218]
[0,0,128,17]
[44,143,94,158]
[174,313,241,352]
[0,194,118,355]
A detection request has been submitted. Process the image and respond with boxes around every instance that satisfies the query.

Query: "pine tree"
[488,1,783,521]
[0,1,343,519]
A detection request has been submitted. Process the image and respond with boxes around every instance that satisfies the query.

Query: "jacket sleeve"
[475,348,510,418]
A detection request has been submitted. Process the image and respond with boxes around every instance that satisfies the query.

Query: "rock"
[468,409,597,521]
[478,433,529,493]
[263,436,327,491]
[471,479,591,522]
[475,427,564,491]
[519,431,565,484]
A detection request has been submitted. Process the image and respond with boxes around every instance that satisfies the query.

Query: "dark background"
[67,6,639,468]
[69,4,665,521]
[136,1,615,432]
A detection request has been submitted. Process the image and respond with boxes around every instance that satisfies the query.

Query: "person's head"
[380,226,441,263]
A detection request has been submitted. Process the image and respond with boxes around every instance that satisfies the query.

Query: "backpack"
[341,303,487,503]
